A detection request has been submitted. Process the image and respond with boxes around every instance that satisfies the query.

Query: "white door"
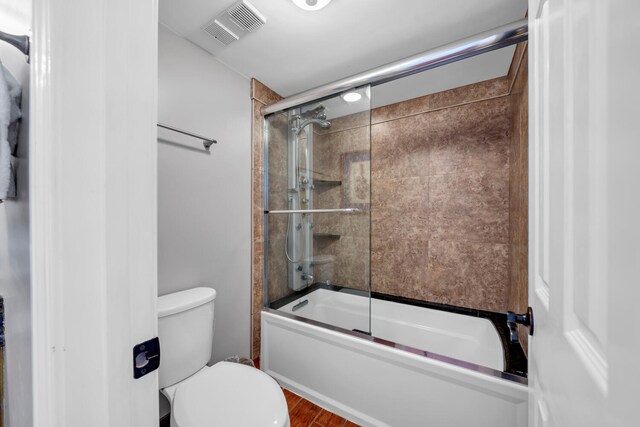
[30,0,160,426]
[529,0,640,426]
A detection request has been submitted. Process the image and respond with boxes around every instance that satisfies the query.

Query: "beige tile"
[313,211,370,238]
[251,312,261,360]
[372,176,429,226]
[266,113,289,176]
[371,115,430,180]
[430,77,510,110]
[323,125,370,153]
[251,78,283,106]
[266,215,287,292]
[427,240,509,312]
[428,97,511,176]
[371,235,429,299]
[252,241,264,315]
[267,172,289,211]
[252,100,265,172]
[372,93,430,124]
[252,202,264,232]
[331,236,370,290]
[429,170,509,244]
[507,42,528,91]
[316,185,344,210]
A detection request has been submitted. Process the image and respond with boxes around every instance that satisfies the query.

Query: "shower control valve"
[506,307,534,344]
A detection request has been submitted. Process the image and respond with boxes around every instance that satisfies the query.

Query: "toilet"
[158,287,290,427]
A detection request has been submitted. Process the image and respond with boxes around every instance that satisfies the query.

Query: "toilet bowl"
[166,362,288,427]
[158,287,290,427]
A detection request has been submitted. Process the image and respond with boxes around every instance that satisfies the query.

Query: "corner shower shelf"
[314,179,342,188]
[313,233,341,240]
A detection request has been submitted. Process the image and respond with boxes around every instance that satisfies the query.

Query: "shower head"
[301,105,326,119]
[295,118,331,135]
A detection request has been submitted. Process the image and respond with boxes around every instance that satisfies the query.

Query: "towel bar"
[157,123,217,150]
[0,30,29,61]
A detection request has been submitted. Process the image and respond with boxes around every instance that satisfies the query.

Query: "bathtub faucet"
[506,307,534,343]
[301,273,314,283]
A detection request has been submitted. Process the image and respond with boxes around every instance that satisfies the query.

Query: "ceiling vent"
[204,20,239,45]
[202,0,266,46]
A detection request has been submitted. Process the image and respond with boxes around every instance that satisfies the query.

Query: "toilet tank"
[158,287,217,389]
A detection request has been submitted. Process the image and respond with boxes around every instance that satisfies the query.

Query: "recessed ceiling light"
[292,0,332,11]
[341,91,362,103]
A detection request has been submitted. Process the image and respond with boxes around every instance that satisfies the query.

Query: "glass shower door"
[264,85,371,335]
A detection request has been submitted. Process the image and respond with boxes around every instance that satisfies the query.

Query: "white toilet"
[158,287,290,427]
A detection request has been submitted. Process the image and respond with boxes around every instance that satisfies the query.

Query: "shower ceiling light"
[341,91,362,103]
[292,0,332,11]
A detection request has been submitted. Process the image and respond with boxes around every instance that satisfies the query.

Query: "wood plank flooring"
[283,388,361,427]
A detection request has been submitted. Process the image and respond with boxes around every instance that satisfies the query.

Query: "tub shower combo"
[261,20,531,427]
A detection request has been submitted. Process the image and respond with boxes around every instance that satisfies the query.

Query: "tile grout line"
[507,42,529,95]
[371,91,511,126]
[371,165,510,182]
[287,389,303,413]
[316,90,511,136]
[309,409,323,426]
[307,407,348,427]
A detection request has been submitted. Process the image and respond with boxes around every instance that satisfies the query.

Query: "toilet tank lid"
[158,288,216,318]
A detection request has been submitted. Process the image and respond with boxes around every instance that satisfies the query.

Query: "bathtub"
[261,287,528,427]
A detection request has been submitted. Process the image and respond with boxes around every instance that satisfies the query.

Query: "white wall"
[0,1,32,426]
[157,25,251,364]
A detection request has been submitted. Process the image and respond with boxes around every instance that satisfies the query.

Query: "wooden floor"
[283,388,360,427]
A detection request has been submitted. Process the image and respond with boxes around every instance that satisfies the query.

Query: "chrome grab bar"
[265,208,361,214]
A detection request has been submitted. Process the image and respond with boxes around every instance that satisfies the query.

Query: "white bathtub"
[278,288,504,371]
[261,288,528,427]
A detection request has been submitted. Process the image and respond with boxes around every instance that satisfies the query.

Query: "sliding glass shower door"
[264,86,371,334]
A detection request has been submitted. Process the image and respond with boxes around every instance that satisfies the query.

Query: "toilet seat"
[171,362,289,427]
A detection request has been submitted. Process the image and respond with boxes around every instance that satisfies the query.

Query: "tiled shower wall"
[251,80,283,359]
[313,112,371,292]
[264,111,289,305]
[251,43,529,357]
[369,79,513,312]
[508,43,529,353]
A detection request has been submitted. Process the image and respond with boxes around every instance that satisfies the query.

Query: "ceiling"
[159,0,527,108]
